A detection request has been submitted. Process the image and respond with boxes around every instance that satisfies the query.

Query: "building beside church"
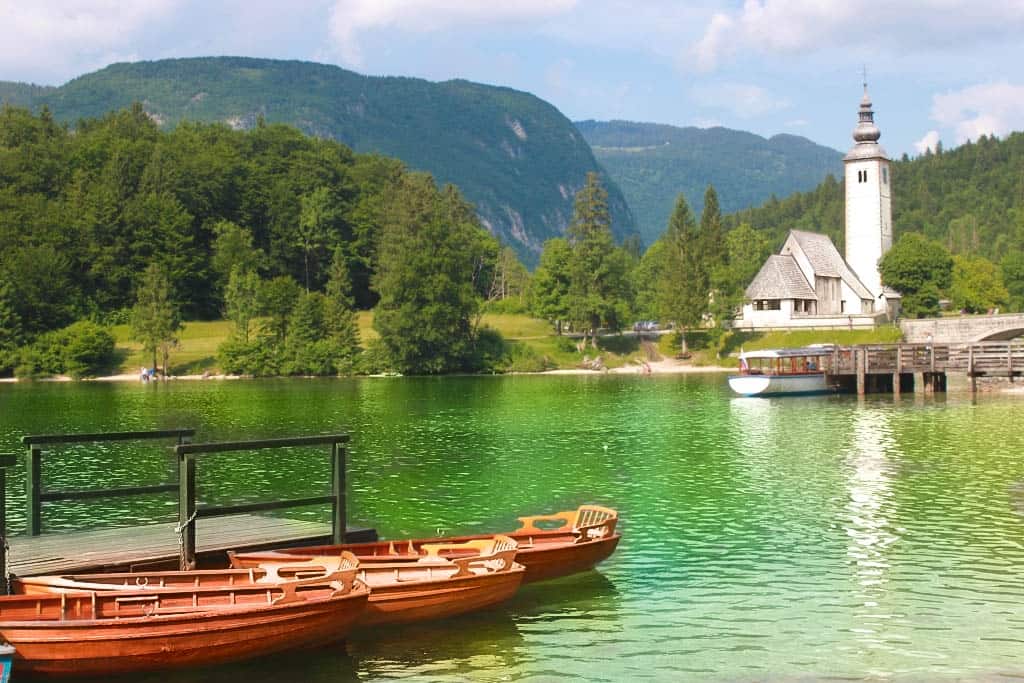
[735,87,901,330]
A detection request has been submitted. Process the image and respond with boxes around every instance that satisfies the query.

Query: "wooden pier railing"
[823,342,1024,377]
[21,429,195,536]
[173,434,348,570]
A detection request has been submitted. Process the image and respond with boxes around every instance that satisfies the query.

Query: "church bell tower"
[844,84,892,307]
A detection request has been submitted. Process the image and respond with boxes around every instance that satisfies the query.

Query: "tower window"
[882,167,888,184]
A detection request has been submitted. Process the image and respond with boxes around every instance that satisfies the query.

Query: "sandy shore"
[0,359,730,383]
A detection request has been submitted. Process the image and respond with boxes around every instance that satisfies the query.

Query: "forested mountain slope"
[4,57,635,265]
[723,132,1024,259]
[576,119,842,245]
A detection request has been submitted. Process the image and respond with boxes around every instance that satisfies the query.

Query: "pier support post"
[0,454,13,594]
[856,348,866,395]
[177,454,197,571]
[26,446,41,536]
[332,442,347,544]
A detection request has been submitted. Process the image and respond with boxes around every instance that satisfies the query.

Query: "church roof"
[788,230,875,301]
[745,255,817,300]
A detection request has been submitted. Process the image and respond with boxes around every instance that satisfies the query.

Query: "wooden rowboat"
[231,535,525,626]
[1,554,369,677]
[233,505,620,584]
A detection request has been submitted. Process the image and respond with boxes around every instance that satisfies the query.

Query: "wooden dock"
[818,341,1024,394]
[7,515,377,576]
[1,430,378,586]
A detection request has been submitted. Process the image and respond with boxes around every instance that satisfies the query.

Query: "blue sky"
[3,1,1024,157]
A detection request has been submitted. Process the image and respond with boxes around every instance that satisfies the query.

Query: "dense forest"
[0,104,519,376]
[0,57,636,265]
[577,120,842,246]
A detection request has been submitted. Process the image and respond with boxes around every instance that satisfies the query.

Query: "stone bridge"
[901,313,1024,343]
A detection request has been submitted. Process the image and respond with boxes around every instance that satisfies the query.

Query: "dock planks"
[8,514,376,576]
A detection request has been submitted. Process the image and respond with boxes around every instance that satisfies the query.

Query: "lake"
[2,375,1024,682]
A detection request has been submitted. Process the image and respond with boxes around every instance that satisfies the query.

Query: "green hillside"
[723,131,1024,260]
[575,120,842,245]
[0,81,55,107]
[6,57,635,265]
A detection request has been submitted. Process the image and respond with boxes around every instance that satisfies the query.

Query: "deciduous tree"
[130,262,182,374]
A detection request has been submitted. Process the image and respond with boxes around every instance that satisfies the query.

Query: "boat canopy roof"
[740,345,834,360]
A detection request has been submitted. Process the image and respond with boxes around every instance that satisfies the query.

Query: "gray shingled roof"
[789,230,874,300]
[745,255,816,300]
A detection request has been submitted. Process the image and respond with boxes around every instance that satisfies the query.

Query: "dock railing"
[173,434,348,570]
[21,429,196,537]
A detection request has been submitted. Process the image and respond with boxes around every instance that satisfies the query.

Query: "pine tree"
[324,247,361,374]
[658,193,705,353]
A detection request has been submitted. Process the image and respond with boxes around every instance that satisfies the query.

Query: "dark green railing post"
[332,441,347,544]
[0,454,14,594]
[26,446,41,536]
[177,453,197,570]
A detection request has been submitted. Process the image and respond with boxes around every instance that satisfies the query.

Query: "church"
[735,87,901,330]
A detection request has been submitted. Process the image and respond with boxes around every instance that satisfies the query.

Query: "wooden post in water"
[968,344,977,395]
[856,348,866,395]
[26,446,41,536]
[177,454,197,570]
[332,442,347,545]
[893,344,902,397]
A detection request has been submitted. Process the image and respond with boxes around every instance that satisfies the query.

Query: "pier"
[820,341,1024,395]
[1,430,376,590]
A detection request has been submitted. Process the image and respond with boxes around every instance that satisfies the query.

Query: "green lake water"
[2,375,1024,682]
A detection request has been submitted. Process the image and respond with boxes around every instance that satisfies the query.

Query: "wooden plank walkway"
[8,514,377,577]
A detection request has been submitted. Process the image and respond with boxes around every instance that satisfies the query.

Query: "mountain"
[575,120,843,246]
[1,57,634,266]
[0,81,55,107]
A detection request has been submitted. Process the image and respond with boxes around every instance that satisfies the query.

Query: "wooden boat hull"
[263,531,620,584]
[357,565,524,626]
[728,372,830,397]
[0,585,369,676]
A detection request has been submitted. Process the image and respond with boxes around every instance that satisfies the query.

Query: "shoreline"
[0,359,733,383]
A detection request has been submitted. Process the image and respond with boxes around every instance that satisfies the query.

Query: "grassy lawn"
[111,321,233,375]
[109,314,905,375]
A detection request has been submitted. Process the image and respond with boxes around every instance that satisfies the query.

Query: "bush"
[506,341,553,373]
[218,336,277,376]
[466,327,509,373]
[16,321,116,378]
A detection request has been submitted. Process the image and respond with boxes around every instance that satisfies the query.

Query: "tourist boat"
[728,346,836,397]
[0,554,370,676]
[231,535,525,626]
[228,505,620,584]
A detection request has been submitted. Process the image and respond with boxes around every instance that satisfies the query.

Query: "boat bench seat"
[418,535,519,578]
[516,505,618,541]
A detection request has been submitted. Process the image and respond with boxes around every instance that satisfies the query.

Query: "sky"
[3,1,1024,157]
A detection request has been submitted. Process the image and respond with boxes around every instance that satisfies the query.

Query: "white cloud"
[691,83,790,118]
[929,81,1024,143]
[0,1,178,82]
[914,129,940,154]
[328,0,578,67]
[690,0,1024,72]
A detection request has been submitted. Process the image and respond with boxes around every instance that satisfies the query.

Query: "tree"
[283,291,332,375]
[532,238,572,334]
[658,193,705,352]
[1001,250,1024,312]
[373,174,483,374]
[259,276,302,346]
[324,246,361,374]
[879,232,953,318]
[0,277,23,373]
[949,254,1008,313]
[224,265,261,343]
[212,221,262,290]
[296,187,333,291]
[565,172,630,348]
[631,239,668,321]
[130,263,182,374]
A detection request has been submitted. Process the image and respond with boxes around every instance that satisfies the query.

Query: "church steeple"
[844,82,893,307]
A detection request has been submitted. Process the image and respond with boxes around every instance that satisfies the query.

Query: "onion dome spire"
[853,83,881,143]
